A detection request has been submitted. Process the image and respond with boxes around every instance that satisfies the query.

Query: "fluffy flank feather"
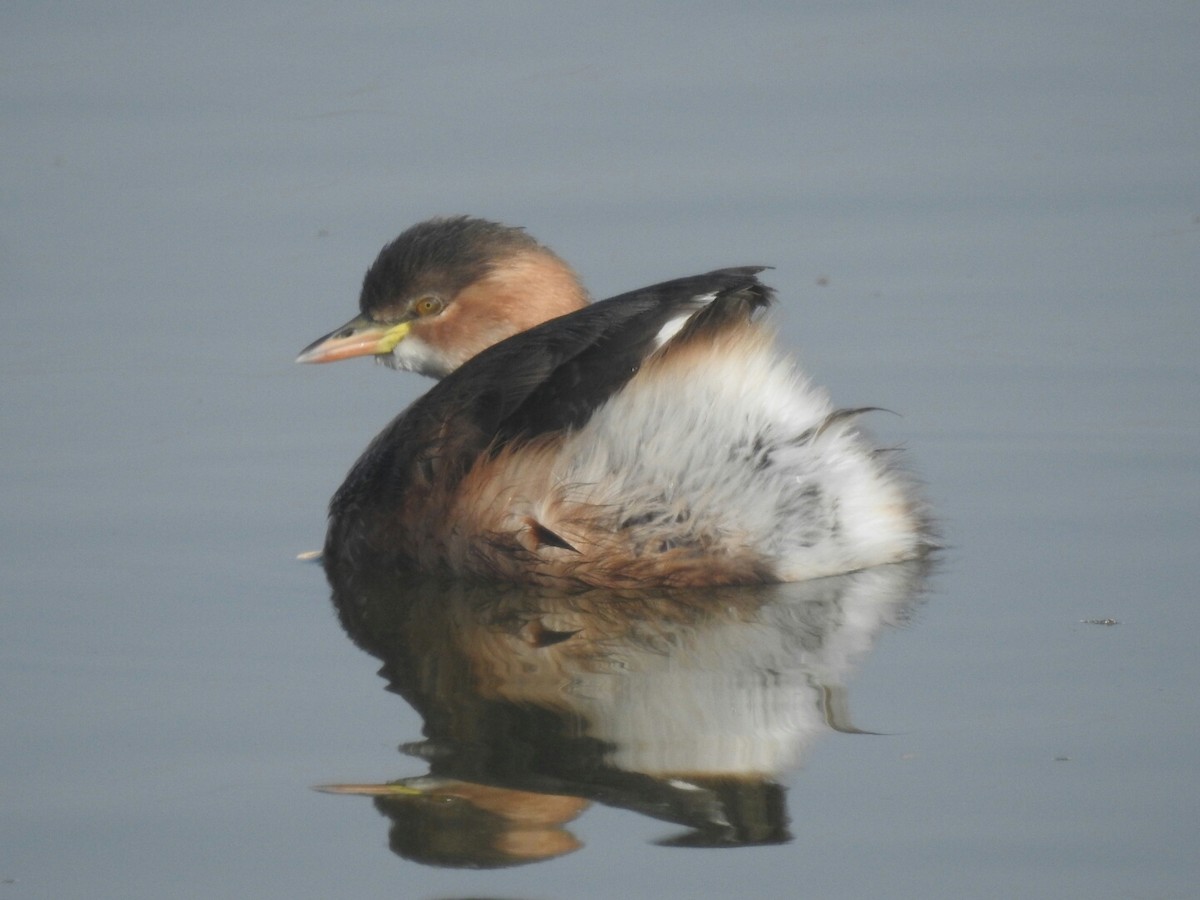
[440,319,926,587]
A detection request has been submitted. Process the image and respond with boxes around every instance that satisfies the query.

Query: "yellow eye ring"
[414,296,443,317]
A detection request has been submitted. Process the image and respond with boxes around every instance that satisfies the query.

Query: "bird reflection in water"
[315,559,931,867]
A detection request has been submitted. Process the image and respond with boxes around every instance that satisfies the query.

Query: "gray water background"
[3,3,1198,898]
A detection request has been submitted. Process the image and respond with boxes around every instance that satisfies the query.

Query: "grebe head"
[297,216,589,378]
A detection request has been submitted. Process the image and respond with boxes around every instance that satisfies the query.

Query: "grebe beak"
[296,314,411,364]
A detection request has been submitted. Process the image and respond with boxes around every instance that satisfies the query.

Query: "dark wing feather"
[492,266,773,440]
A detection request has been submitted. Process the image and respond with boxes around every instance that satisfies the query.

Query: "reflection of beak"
[295,314,411,364]
[314,777,589,826]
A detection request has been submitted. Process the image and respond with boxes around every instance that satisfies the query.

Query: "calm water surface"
[3,3,1198,898]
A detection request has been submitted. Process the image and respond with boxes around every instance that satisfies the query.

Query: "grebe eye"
[414,296,443,317]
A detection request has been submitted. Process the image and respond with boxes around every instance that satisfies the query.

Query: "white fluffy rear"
[547,324,924,581]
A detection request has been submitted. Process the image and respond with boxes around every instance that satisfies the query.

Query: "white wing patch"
[652,292,718,349]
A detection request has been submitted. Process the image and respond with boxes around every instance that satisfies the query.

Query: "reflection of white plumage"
[570,564,927,777]
[299,216,931,588]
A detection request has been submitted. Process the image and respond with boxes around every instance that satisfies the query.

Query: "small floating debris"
[296,549,323,562]
[1081,618,1119,626]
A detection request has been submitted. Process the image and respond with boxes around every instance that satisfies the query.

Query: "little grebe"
[299,216,928,588]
